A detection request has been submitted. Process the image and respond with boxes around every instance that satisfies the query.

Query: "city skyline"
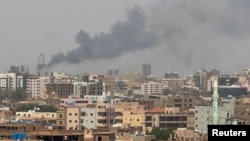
[1,0,250,77]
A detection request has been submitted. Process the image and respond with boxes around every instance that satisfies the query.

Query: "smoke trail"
[46,0,250,75]
[47,5,157,67]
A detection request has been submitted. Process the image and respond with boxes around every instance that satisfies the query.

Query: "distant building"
[107,69,119,76]
[141,81,163,95]
[9,65,29,74]
[142,64,151,76]
[217,85,247,98]
[218,75,239,86]
[0,73,17,90]
[119,71,146,91]
[193,69,208,91]
[161,78,185,91]
[164,72,179,79]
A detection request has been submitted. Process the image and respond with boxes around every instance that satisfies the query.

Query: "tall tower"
[212,79,219,125]
[37,53,45,72]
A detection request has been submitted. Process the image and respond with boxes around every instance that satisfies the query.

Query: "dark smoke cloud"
[46,0,250,76]
[47,6,157,67]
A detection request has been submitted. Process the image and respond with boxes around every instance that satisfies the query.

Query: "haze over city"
[1,0,250,77]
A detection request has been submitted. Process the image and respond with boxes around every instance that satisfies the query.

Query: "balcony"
[96,123,106,127]
[114,116,122,120]
[159,121,187,123]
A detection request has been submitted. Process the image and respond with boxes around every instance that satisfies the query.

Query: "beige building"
[0,109,12,122]
[115,101,145,133]
[122,111,145,127]
[56,107,65,128]
[119,71,146,90]
[95,103,111,128]
[186,110,195,130]
[16,110,57,124]
[161,78,185,91]
[64,106,80,130]
[115,101,145,113]
[161,94,200,109]
[103,75,116,97]
[234,102,250,124]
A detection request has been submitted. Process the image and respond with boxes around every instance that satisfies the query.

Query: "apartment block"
[141,81,163,95]
[46,83,74,98]
[161,94,199,109]
[115,101,145,113]
[161,78,185,91]
[64,106,81,130]
[122,110,145,129]
[67,103,109,130]
[194,97,235,133]
[145,107,187,130]
[0,73,17,90]
[119,71,146,90]
[80,104,97,130]
[56,108,65,128]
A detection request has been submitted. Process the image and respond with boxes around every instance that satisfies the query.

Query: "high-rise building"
[142,64,151,76]
[9,65,29,74]
[193,69,208,90]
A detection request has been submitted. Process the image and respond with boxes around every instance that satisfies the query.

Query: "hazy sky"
[1,0,250,77]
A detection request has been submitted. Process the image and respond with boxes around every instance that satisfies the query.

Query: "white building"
[73,82,87,96]
[194,97,235,133]
[141,81,163,95]
[26,75,40,98]
[0,73,17,90]
[80,105,97,130]
[26,75,52,99]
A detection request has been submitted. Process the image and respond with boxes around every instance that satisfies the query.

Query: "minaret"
[212,79,219,125]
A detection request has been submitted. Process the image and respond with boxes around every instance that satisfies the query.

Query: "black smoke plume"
[47,6,156,67]
[46,0,250,75]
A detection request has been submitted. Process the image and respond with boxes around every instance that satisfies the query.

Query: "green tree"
[146,127,175,140]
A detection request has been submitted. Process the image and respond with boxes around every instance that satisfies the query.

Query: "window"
[69,120,72,123]
[75,113,77,116]
[98,136,102,141]
[69,113,72,116]
[90,113,93,116]
[75,120,77,123]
